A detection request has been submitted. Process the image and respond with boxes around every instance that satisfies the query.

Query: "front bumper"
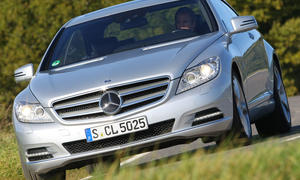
[14,72,233,174]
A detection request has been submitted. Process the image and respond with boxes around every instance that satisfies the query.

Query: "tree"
[0,0,299,129]
[0,0,129,129]
[267,18,300,95]
[229,0,300,96]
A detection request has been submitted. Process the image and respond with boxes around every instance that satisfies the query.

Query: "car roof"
[66,0,180,28]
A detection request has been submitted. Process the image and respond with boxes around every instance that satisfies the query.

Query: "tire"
[255,64,291,137]
[217,72,252,145]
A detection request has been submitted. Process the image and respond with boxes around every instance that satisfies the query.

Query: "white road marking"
[80,176,93,180]
[120,152,150,166]
[284,135,300,142]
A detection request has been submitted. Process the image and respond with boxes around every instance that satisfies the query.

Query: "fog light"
[192,108,224,126]
[26,147,54,161]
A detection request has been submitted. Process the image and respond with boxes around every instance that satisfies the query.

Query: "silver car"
[13,0,291,179]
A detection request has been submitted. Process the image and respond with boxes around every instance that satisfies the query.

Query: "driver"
[175,7,196,31]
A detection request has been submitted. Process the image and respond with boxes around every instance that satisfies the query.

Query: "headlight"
[15,101,54,123]
[177,56,220,94]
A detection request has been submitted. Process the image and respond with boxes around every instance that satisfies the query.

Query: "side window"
[210,0,238,32]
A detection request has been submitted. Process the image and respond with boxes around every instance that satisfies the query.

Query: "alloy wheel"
[274,66,291,125]
[232,76,252,138]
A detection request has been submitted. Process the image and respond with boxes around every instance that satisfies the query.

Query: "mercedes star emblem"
[99,91,122,115]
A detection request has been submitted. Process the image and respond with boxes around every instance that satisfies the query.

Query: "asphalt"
[121,96,300,166]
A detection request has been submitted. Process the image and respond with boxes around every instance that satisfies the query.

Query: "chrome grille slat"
[54,98,100,110]
[60,107,104,119]
[119,81,169,96]
[53,77,170,121]
[122,91,165,108]
[53,92,102,110]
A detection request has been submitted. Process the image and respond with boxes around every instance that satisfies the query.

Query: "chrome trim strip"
[194,112,223,122]
[60,108,103,119]
[248,91,272,109]
[26,152,51,158]
[122,93,165,108]
[119,82,169,97]
[54,98,100,110]
[51,56,107,72]
[142,36,199,51]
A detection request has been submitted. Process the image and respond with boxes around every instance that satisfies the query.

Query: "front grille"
[63,119,175,154]
[53,77,170,121]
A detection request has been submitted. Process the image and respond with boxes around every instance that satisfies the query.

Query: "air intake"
[63,119,175,154]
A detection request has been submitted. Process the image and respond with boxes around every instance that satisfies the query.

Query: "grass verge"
[0,131,89,180]
[92,140,300,180]
[0,131,23,180]
[1,130,300,180]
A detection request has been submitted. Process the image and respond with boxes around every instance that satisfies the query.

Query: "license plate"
[85,117,148,143]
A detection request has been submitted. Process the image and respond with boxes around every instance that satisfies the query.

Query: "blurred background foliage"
[0,0,299,129]
[228,0,300,97]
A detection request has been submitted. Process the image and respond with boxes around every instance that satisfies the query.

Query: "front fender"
[263,39,275,94]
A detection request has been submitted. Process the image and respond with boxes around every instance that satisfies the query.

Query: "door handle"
[248,32,255,40]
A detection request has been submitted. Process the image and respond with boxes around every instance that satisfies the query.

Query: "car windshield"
[42,0,216,70]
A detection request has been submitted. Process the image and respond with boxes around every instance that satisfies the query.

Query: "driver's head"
[175,7,196,31]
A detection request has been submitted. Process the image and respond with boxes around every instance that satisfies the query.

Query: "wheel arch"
[273,53,283,75]
[231,62,243,86]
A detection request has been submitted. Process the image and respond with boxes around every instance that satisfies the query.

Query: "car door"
[209,0,269,107]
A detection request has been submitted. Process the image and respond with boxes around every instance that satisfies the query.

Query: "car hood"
[30,32,222,107]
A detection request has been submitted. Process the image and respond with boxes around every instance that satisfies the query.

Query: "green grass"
[1,130,300,180]
[0,131,23,180]
[0,131,89,180]
[91,140,300,180]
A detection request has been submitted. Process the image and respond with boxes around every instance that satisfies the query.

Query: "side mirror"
[14,63,34,83]
[229,16,258,35]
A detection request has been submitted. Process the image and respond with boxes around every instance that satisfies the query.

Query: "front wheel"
[255,64,291,137]
[217,72,252,145]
